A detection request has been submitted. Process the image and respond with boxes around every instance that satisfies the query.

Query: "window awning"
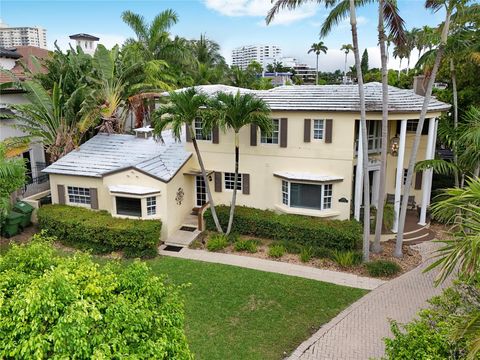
[183,169,214,176]
[108,185,161,195]
[273,171,343,183]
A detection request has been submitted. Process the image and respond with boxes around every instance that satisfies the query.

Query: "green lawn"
[141,256,367,360]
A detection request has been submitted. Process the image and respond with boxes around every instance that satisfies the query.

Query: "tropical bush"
[204,206,362,251]
[268,244,286,258]
[332,250,361,268]
[300,246,314,263]
[311,246,335,259]
[383,283,479,359]
[37,205,161,257]
[206,233,228,251]
[0,237,192,359]
[233,239,259,253]
[365,260,401,277]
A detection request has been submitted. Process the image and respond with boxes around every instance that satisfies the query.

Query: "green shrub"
[206,234,228,252]
[227,232,239,243]
[204,206,362,251]
[268,244,286,258]
[278,240,302,254]
[366,260,401,277]
[37,205,161,257]
[300,246,313,263]
[332,250,361,268]
[233,239,258,253]
[0,238,192,359]
[311,246,335,259]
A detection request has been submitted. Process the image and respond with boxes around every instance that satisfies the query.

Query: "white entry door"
[195,176,207,207]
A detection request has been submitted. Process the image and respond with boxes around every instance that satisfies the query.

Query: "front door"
[195,176,207,207]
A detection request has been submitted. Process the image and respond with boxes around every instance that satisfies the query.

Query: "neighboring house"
[262,72,292,86]
[0,46,50,196]
[44,82,450,241]
[68,33,99,56]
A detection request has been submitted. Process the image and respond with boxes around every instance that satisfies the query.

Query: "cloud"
[204,0,318,25]
[48,33,126,51]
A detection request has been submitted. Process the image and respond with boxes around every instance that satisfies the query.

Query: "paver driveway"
[289,241,453,360]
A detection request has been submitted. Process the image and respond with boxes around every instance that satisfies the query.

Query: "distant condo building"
[232,45,282,70]
[69,33,100,55]
[0,20,47,49]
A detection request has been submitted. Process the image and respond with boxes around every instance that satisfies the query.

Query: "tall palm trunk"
[373,0,388,253]
[191,132,223,233]
[398,58,402,79]
[406,56,410,75]
[226,131,240,234]
[344,53,348,84]
[450,58,460,187]
[315,54,319,85]
[350,0,370,261]
[394,9,452,258]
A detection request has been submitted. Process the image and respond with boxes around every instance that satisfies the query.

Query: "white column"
[393,119,407,233]
[419,117,437,225]
[371,170,380,208]
[354,123,363,221]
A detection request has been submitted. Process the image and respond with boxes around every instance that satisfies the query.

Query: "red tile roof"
[0,46,50,85]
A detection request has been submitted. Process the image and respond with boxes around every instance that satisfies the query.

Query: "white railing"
[354,135,382,155]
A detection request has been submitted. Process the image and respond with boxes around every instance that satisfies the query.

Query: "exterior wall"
[187,110,444,220]
[48,158,196,241]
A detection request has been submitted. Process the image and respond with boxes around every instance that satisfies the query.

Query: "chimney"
[413,75,427,96]
[134,126,153,139]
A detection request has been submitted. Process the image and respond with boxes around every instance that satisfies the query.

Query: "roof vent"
[413,75,427,96]
[134,126,154,139]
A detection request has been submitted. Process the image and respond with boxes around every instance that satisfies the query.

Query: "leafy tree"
[0,237,192,359]
[153,88,223,233]
[0,143,26,221]
[207,92,272,234]
[307,41,328,84]
[361,48,369,74]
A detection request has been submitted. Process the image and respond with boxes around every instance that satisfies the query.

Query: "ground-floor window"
[116,197,142,217]
[282,181,333,210]
[224,172,243,191]
[146,196,156,215]
[68,186,91,205]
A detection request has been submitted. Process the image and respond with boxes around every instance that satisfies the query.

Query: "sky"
[1,0,447,72]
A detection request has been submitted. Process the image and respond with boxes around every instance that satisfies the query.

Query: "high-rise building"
[232,45,282,70]
[0,20,47,49]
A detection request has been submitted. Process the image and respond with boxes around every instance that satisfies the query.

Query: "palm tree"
[340,44,354,84]
[268,0,371,261]
[207,92,272,234]
[393,44,406,79]
[307,41,328,84]
[395,0,467,258]
[152,88,223,233]
[0,142,26,220]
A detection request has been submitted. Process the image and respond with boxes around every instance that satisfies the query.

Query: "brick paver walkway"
[289,241,452,360]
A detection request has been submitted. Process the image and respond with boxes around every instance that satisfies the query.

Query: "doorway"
[195,176,207,207]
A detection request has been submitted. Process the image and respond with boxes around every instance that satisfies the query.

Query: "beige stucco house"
[43,82,450,241]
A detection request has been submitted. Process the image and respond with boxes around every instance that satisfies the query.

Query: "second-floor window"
[261,119,279,144]
[313,119,325,140]
[194,117,212,141]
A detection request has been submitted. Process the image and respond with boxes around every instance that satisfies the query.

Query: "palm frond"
[415,158,459,175]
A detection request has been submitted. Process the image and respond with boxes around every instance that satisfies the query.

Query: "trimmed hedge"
[38,205,161,257]
[204,206,362,251]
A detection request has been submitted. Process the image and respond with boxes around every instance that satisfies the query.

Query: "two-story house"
[43,82,449,241]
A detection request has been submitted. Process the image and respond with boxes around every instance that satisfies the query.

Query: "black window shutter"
[242,174,250,195]
[304,119,311,142]
[214,172,222,192]
[212,126,220,144]
[415,171,423,190]
[325,119,333,143]
[280,118,288,147]
[90,188,99,209]
[250,124,257,146]
[57,184,65,205]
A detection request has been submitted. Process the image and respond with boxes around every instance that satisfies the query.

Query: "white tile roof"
[43,130,191,182]
[167,82,450,113]
[274,171,344,182]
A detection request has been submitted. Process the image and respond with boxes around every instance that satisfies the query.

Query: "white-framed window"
[224,172,242,191]
[261,119,279,144]
[281,181,333,211]
[313,119,324,140]
[282,180,289,205]
[194,117,211,141]
[146,196,156,215]
[116,197,142,217]
[67,186,91,205]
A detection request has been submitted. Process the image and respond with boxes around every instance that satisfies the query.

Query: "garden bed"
[191,232,423,280]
